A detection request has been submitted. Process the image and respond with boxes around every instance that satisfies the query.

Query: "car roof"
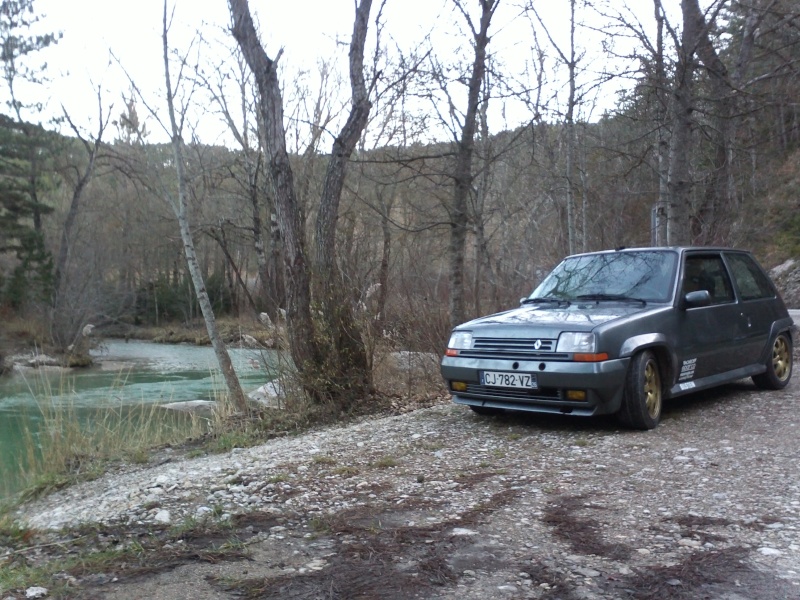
[565,246,752,259]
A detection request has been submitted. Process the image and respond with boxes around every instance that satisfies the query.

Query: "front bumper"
[441,355,630,417]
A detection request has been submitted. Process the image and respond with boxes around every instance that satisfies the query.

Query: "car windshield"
[528,251,678,303]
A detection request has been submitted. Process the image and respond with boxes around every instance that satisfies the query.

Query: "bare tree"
[229,0,379,403]
[527,0,588,254]
[160,2,247,411]
[195,48,284,320]
[51,89,111,349]
[446,0,498,329]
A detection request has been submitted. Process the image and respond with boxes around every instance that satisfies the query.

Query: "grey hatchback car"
[441,247,795,429]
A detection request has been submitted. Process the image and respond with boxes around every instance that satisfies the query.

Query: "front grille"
[473,337,556,352]
[464,384,564,402]
[459,337,568,360]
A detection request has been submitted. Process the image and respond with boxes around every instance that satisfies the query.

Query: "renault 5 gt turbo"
[441,247,795,429]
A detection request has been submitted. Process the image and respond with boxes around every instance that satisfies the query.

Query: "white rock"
[195,506,213,519]
[248,380,286,408]
[306,559,327,571]
[758,547,783,556]
[153,510,171,524]
[26,588,49,599]
[161,400,217,414]
[573,567,601,577]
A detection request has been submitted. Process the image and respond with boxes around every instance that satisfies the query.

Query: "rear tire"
[618,350,662,430]
[752,332,793,390]
[469,405,504,416]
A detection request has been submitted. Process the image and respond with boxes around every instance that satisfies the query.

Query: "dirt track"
[8,344,800,600]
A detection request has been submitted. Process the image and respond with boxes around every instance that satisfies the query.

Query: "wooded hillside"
[1,0,799,400]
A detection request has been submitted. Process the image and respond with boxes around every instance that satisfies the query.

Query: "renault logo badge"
[533,339,542,350]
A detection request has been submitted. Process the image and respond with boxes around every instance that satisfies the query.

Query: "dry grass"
[3,371,210,503]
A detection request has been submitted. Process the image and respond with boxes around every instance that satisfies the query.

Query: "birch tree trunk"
[161,2,247,412]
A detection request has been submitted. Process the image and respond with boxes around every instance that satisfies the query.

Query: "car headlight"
[447,331,473,350]
[556,332,596,353]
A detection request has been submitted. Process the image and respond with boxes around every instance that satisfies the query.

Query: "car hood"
[458,303,651,336]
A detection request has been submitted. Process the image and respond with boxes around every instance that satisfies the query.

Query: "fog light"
[451,381,468,392]
[566,390,586,401]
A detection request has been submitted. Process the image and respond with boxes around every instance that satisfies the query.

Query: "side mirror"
[520,297,527,305]
[683,289,711,309]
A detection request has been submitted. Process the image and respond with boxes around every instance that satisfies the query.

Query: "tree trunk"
[229,0,320,399]
[313,0,374,399]
[51,101,110,349]
[229,0,375,403]
[565,0,578,255]
[449,0,496,330]
[652,0,670,246]
[473,82,498,315]
[666,0,699,246]
[161,2,247,412]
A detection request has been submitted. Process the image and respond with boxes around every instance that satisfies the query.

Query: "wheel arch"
[619,334,674,391]
[758,320,795,365]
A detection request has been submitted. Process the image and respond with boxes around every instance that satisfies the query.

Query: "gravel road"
[9,342,800,600]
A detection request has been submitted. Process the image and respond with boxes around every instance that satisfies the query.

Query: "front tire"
[752,332,793,390]
[618,350,663,430]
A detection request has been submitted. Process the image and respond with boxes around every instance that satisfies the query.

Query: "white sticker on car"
[679,358,697,381]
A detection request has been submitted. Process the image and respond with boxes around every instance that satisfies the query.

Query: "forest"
[1,0,799,407]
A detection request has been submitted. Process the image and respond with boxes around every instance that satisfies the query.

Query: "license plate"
[482,371,538,389]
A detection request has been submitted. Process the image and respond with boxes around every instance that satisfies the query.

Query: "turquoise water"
[0,340,280,498]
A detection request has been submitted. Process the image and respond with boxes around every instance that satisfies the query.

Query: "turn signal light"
[566,390,587,401]
[451,381,468,392]
[445,349,459,357]
[573,352,609,362]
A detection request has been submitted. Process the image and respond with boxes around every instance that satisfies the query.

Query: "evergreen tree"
[0,0,59,307]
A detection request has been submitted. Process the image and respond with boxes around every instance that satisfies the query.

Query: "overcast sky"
[25,0,652,145]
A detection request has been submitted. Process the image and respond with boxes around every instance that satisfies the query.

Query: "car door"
[674,253,744,384]
[723,252,776,366]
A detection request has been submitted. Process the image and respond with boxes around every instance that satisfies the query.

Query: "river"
[0,340,280,498]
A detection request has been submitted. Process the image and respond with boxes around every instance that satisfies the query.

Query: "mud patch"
[211,489,521,599]
[606,547,797,599]
[543,494,632,560]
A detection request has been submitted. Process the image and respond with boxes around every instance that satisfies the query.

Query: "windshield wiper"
[576,294,646,305]
[521,296,571,306]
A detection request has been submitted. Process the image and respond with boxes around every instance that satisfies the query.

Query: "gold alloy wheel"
[643,359,662,419]
[773,336,791,382]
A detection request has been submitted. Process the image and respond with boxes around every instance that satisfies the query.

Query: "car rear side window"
[726,253,774,300]
[682,255,735,304]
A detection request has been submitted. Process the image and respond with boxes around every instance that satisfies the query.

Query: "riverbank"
[3,365,799,599]
[0,315,283,377]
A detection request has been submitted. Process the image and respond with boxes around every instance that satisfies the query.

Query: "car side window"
[726,253,774,300]
[682,256,735,304]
